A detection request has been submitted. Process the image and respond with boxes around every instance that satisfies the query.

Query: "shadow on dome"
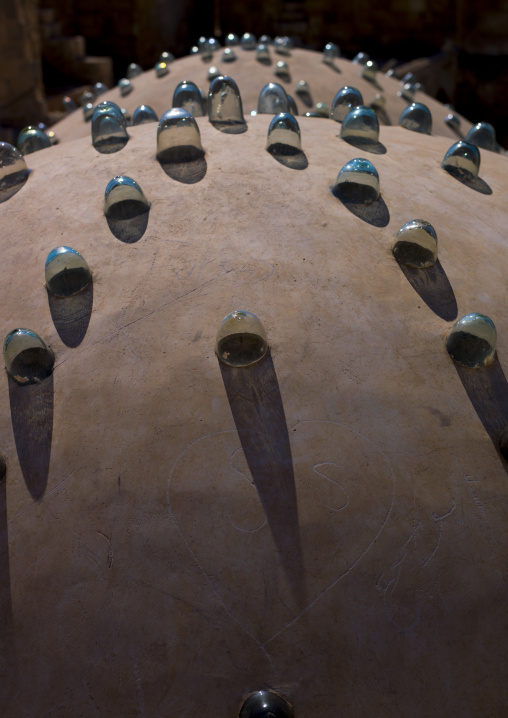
[443,166,493,195]
[219,349,307,609]
[396,260,458,322]
[47,280,93,347]
[341,136,387,155]
[267,144,309,170]
[158,146,207,184]
[333,185,390,228]
[364,77,383,92]
[454,356,508,476]
[106,208,150,243]
[211,121,248,135]
[0,476,13,660]
[8,373,53,500]
[296,89,313,108]
[375,107,392,126]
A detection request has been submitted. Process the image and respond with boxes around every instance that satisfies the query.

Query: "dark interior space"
[1,0,508,150]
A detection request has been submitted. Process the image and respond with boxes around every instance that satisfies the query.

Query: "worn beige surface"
[52,47,472,145]
[1,118,507,716]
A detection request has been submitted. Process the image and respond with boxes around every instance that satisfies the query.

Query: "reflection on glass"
[4,328,55,385]
[155,61,169,77]
[225,33,239,46]
[0,142,29,201]
[222,47,236,62]
[340,106,379,145]
[216,311,268,367]
[159,51,175,64]
[208,66,221,81]
[275,60,290,80]
[104,175,150,219]
[17,126,51,155]
[257,83,290,114]
[207,38,221,53]
[446,313,497,368]
[45,246,92,297]
[173,81,206,116]
[198,39,213,61]
[267,113,302,152]
[445,112,461,132]
[361,60,378,82]
[370,94,386,110]
[119,78,133,96]
[330,86,363,122]
[287,95,298,116]
[83,102,94,121]
[392,219,438,268]
[94,82,108,96]
[441,140,480,179]
[62,96,77,113]
[132,104,158,125]
[296,80,310,95]
[240,33,257,50]
[398,82,416,102]
[332,157,380,203]
[315,102,329,116]
[157,108,204,162]
[126,63,143,78]
[208,75,245,129]
[80,90,94,105]
[91,101,128,153]
[323,42,340,65]
[274,36,292,55]
[239,691,293,718]
[402,72,417,85]
[45,129,59,145]
[353,52,369,65]
[399,102,432,134]
[256,44,271,63]
[466,122,496,152]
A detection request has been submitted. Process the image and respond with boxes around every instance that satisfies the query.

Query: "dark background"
[2,0,508,147]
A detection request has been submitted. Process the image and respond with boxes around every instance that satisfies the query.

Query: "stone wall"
[40,0,199,74]
[0,0,46,140]
[1,0,507,145]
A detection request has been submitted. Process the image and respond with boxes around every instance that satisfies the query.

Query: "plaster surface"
[0,117,507,716]
[52,48,472,145]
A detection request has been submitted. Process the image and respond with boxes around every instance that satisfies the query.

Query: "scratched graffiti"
[167,420,394,646]
[376,498,456,633]
[123,255,276,329]
[172,257,275,285]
